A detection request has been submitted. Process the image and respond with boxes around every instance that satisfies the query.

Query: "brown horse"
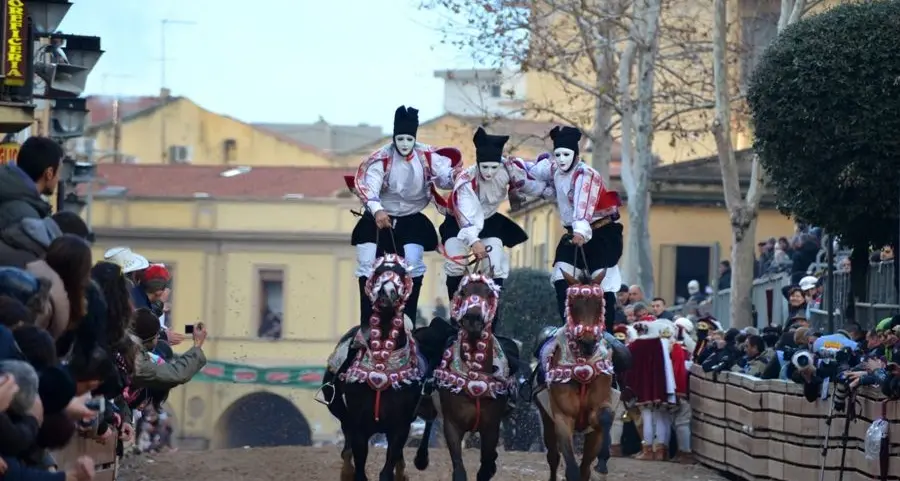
[535,269,614,481]
[414,273,516,481]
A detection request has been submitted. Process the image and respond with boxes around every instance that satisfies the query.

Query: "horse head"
[365,254,413,330]
[451,273,500,338]
[561,268,607,356]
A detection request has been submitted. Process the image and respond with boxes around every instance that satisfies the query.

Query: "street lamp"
[34,35,103,98]
[23,0,72,36]
[49,97,88,138]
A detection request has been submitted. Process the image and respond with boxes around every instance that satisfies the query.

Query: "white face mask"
[394,135,416,156]
[478,162,501,181]
[554,147,576,171]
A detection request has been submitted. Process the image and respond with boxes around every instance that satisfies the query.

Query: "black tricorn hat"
[473,127,509,164]
[393,106,419,137]
[549,126,582,156]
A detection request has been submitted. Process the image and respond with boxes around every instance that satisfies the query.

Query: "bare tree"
[421,0,720,295]
[711,0,820,327]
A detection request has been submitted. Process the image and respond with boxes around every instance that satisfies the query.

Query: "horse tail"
[414,420,433,470]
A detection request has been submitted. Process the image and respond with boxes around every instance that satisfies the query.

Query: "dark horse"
[535,269,615,481]
[413,273,520,481]
[320,254,423,481]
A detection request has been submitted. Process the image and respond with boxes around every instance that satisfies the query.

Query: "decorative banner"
[0,141,19,165]
[2,0,27,87]
[194,361,325,389]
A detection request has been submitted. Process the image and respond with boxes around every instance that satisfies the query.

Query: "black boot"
[358,277,372,328]
[404,277,424,327]
[553,279,569,324]
[603,291,617,332]
[353,277,372,348]
[492,278,505,333]
[446,275,463,304]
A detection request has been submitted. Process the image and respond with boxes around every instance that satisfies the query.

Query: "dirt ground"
[118,445,729,481]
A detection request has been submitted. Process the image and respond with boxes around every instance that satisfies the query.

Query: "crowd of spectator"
[0,136,208,480]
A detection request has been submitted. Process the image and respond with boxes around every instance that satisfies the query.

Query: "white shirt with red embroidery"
[353,142,455,217]
[451,158,547,246]
[526,159,617,242]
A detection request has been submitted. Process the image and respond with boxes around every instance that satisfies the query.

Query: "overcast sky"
[62,0,480,127]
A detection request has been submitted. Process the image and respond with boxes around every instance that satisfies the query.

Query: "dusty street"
[119,445,728,480]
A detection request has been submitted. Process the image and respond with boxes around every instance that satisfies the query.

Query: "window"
[489,84,502,98]
[257,269,284,339]
[740,11,779,91]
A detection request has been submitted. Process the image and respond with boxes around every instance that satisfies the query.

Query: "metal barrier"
[709,273,791,329]
[825,262,897,312]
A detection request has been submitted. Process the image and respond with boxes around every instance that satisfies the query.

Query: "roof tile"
[91,164,354,199]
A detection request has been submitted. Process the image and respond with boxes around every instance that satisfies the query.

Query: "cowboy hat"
[104,247,150,274]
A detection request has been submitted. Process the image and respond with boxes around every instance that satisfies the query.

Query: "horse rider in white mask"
[439,127,547,330]
[346,105,460,335]
[525,126,624,331]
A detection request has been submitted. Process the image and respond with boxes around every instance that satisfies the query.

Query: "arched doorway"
[212,392,312,449]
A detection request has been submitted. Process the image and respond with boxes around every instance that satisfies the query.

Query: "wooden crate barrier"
[690,365,900,481]
[51,430,118,481]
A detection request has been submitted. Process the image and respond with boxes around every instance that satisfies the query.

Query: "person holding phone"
[130,309,207,391]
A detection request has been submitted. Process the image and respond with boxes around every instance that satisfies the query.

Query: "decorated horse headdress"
[451,273,501,323]
[563,282,605,340]
[365,254,413,308]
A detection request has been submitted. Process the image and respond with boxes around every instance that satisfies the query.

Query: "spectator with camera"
[130,308,207,391]
[732,335,771,377]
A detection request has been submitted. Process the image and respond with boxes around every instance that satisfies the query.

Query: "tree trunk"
[730,209,758,328]
[630,0,661,297]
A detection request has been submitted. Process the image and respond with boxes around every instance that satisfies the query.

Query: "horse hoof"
[413,453,429,471]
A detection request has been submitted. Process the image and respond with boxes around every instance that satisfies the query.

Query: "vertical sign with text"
[2,0,26,87]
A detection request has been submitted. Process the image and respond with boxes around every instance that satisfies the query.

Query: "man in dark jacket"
[0,137,63,230]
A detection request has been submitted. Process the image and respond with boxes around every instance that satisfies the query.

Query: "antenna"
[160,18,196,91]
[158,18,196,163]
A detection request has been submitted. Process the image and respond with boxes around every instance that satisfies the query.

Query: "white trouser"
[640,406,672,445]
[443,237,509,279]
[610,401,625,445]
[355,243,426,278]
[672,399,691,452]
[551,262,622,292]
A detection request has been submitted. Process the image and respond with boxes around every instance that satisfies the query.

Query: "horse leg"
[580,430,604,481]
[341,426,354,481]
[539,408,560,481]
[414,420,433,470]
[552,413,581,481]
[475,419,501,481]
[350,429,370,481]
[443,417,468,481]
[379,424,412,481]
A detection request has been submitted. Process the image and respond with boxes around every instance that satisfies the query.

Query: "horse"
[413,272,520,481]
[533,269,615,481]
[319,254,424,481]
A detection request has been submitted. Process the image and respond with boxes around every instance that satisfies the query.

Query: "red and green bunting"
[195,362,325,389]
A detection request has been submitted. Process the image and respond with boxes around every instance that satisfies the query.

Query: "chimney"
[160,88,171,99]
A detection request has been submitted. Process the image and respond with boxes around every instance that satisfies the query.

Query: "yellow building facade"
[86,97,333,167]
[86,113,557,448]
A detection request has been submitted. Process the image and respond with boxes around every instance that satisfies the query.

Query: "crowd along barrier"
[710,273,791,329]
[51,430,118,481]
[689,365,898,481]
